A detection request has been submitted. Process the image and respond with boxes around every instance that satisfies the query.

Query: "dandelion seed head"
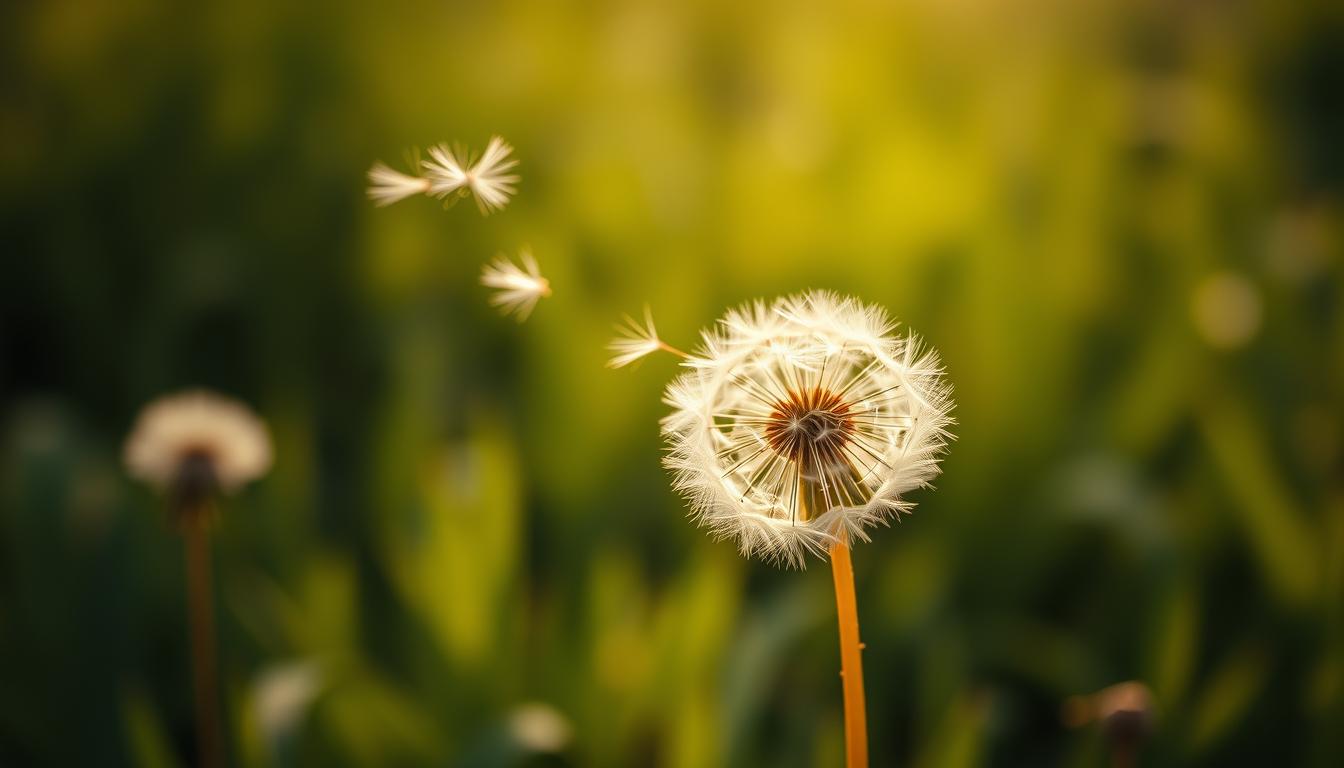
[423,136,519,215]
[661,291,955,567]
[124,390,272,506]
[481,249,551,321]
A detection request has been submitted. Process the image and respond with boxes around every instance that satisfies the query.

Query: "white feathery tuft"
[124,390,273,492]
[366,162,431,207]
[480,249,551,321]
[607,306,666,368]
[423,136,519,215]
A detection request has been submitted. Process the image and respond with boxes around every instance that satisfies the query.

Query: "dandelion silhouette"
[1064,681,1156,768]
[124,390,272,768]
[612,291,955,768]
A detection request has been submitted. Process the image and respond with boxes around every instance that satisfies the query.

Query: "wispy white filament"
[365,162,431,207]
[423,136,520,215]
[481,249,551,320]
[661,291,955,567]
[607,306,666,368]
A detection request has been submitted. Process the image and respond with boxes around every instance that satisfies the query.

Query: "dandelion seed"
[660,291,955,568]
[481,249,551,321]
[366,161,431,207]
[607,306,683,368]
[423,135,519,215]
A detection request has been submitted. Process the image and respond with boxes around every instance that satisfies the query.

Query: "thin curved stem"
[658,341,691,359]
[830,537,869,768]
[184,522,223,768]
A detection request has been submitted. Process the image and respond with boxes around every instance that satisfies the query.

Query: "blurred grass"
[2,0,1343,766]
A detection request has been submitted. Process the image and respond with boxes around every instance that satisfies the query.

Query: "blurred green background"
[2,0,1342,765]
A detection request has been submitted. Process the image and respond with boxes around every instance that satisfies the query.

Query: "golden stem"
[830,536,869,768]
[658,341,691,359]
[184,520,223,768]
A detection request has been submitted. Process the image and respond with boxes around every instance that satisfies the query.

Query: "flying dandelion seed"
[423,135,520,215]
[606,306,685,368]
[365,161,431,207]
[480,249,551,320]
[661,291,955,567]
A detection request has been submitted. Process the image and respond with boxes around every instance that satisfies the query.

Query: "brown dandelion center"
[170,447,220,525]
[764,387,855,466]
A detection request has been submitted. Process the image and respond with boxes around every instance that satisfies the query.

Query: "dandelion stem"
[658,341,691,359]
[830,536,868,768]
[184,520,223,768]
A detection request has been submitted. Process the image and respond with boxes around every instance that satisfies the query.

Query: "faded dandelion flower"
[1191,270,1261,349]
[423,135,519,214]
[607,306,683,368]
[481,249,551,321]
[1064,681,1155,768]
[661,291,954,567]
[251,661,323,748]
[124,390,272,518]
[508,702,572,753]
[365,161,431,207]
[125,389,271,768]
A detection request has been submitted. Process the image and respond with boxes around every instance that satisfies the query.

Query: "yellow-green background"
[2,0,1341,766]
